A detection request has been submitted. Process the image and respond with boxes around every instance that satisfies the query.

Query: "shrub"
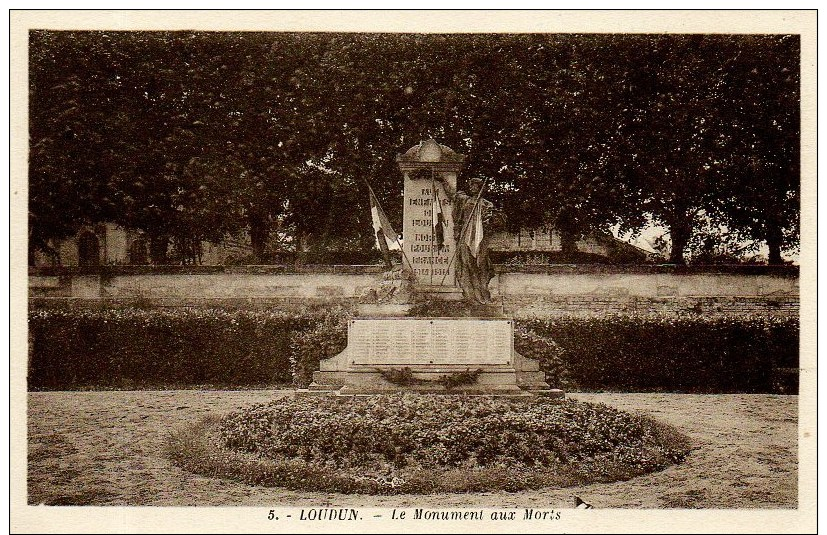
[287,305,350,387]
[27,307,317,390]
[28,305,798,393]
[224,249,399,266]
[174,394,694,494]
[491,250,623,265]
[220,395,691,472]
[27,304,354,390]
[514,324,570,389]
[518,314,799,393]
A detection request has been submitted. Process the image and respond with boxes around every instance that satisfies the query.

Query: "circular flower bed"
[167,394,692,494]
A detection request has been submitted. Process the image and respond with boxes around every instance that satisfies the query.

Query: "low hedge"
[520,315,798,393]
[28,307,798,393]
[27,307,317,390]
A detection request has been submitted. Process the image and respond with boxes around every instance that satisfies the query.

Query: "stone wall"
[494,266,798,318]
[29,264,799,318]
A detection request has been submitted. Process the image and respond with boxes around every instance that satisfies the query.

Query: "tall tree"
[716,35,800,264]
[30,32,799,266]
[29,31,124,263]
[619,35,753,264]
[485,35,646,250]
[30,31,334,264]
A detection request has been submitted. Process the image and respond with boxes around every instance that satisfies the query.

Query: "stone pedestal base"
[309,317,551,396]
[411,284,502,305]
[412,285,466,301]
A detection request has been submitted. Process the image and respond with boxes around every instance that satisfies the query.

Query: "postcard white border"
[10,9,817,534]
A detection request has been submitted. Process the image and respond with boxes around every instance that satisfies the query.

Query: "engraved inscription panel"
[402,173,456,286]
[349,319,511,365]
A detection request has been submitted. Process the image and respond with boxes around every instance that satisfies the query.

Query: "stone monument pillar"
[397,140,464,298]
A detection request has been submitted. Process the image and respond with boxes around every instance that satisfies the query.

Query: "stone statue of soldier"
[439,176,495,304]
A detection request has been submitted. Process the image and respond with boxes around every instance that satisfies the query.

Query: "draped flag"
[368,187,401,251]
[432,188,446,253]
[464,200,484,258]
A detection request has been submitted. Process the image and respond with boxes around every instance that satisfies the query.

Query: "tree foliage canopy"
[29,32,800,264]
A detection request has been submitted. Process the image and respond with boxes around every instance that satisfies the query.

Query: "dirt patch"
[26,391,797,508]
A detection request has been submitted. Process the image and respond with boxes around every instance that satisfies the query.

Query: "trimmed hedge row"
[28,307,798,393]
[521,315,798,394]
[27,308,318,390]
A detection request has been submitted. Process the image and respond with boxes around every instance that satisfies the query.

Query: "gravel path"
[27,391,797,508]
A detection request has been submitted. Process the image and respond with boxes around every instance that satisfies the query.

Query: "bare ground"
[26,391,797,508]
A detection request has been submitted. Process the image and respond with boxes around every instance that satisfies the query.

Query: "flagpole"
[438,177,489,287]
[430,169,436,286]
[429,170,436,365]
[363,178,415,273]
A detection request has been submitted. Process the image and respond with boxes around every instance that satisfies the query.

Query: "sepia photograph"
[11,9,816,534]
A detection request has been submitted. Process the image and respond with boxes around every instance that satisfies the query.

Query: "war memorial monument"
[309,140,555,396]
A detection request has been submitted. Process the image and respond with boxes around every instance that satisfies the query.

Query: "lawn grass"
[27,391,798,507]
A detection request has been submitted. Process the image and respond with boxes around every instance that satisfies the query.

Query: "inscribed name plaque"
[348,318,512,366]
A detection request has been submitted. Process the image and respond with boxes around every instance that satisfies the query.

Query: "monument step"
[310,372,346,385]
[295,388,339,397]
[514,353,541,372]
[356,303,413,317]
[336,384,532,396]
[407,300,506,317]
[515,370,551,389]
[347,364,519,372]
[533,389,566,398]
[412,286,466,302]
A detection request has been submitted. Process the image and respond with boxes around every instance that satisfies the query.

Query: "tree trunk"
[560,230,579,255]
[668,220,691,265]
[766,224,784,265]
[149,234,168,265]
[296,233,312,265]
[557,209,580,256]
[248,214,269,264]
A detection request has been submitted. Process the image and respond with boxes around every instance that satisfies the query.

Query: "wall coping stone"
[29,263,799,277]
